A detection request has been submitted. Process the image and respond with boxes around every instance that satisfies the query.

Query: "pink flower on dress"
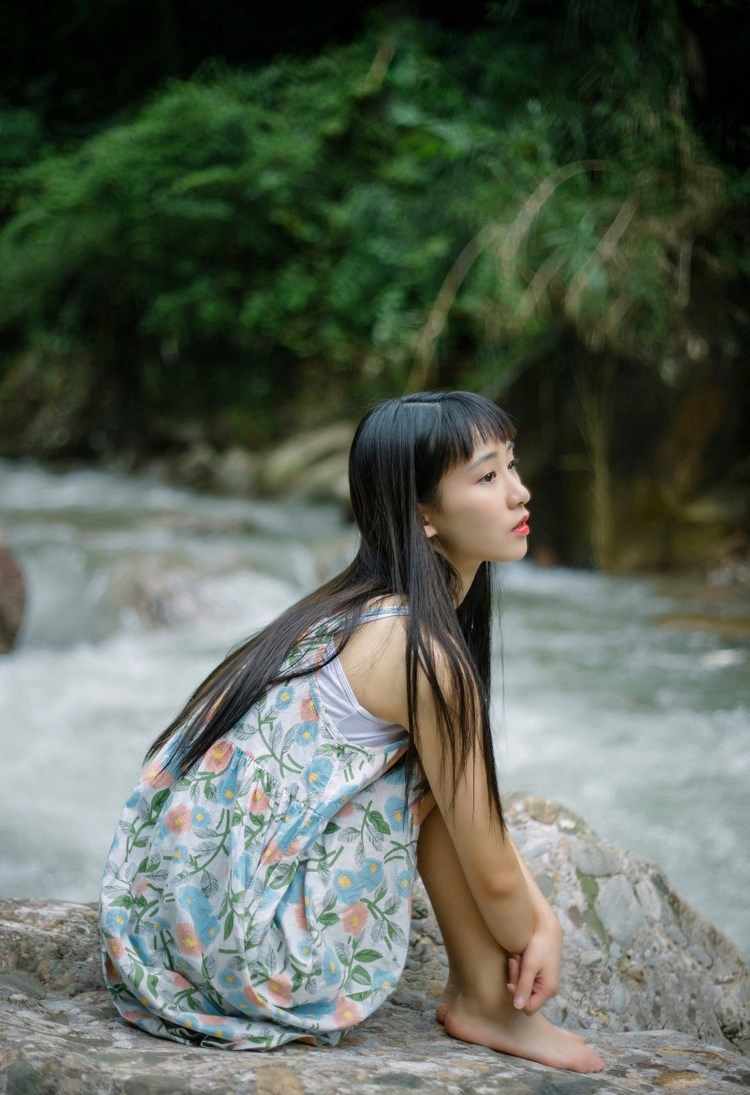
[167,970,193,990]
[143,764,174,790]
[337,800,355,818]
[262,836,301,865]
[122,1008,150,1023]
[106,936,125,962]
[175,922,204,956]
[266,974,292,1006]
[295,896,309,931]
[164,804,191,833]
[244,983,265,1008]
[335,995,361,1028]
[261,839,283,866]
[248,787,269,814]
[299,694,317,722]
[342,902,368,937]
[104,956,122,983]
[203,740,233,772]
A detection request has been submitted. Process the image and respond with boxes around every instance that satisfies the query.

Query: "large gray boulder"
[1,794,748,1094]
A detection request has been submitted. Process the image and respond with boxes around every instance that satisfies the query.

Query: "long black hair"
[146,391,516,828]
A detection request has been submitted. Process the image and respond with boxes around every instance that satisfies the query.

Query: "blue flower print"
[395,870,412,899]
[105,906,129,934]
[196,913,220,946]
[176,885,211,918]
[332,867,362,904]
[382,761,405,785]
[372,968,398,993]
[100,607,421,1051]
[359,858,384,890]
[321,948,341,986]
[385,795,408,830]
[148,912,170,933]
[304,756,333,795]
[219,968,244,994]
[216,778,238,808]
[295,721,318,748]
[168,843,189,867]
[131,933,151,963]
[192,805,211,828]
[275,685,294,710]
[297,939,314,961]
[176,887,220,946]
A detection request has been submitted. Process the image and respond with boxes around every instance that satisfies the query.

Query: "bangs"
[405,391,516,478]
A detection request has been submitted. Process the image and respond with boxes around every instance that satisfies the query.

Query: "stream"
[1,459,748,960]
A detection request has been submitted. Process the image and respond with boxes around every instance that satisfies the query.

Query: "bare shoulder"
[338,602,456,728]
[337,605,409,726]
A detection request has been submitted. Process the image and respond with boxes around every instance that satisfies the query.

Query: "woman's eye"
[479,470,497,484]
[508,457,520,471]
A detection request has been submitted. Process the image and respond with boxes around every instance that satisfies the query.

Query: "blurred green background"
[1,0,748,571]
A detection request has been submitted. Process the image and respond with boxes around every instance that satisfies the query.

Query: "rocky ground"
[1,794,749,1094]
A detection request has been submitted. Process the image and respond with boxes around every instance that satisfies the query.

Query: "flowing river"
[1,460,748,961]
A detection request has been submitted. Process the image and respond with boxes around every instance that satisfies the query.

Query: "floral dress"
[99,606,419,1049]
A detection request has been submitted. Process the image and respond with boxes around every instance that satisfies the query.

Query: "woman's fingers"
[506,953,521,994]
[512,955,539,1010]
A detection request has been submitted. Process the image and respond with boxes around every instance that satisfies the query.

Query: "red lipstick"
[511,515,530,535]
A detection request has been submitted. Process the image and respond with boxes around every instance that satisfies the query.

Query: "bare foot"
[443,992,605,1073]
[436,977,459,1025]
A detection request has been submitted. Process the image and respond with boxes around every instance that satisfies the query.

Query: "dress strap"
[358,603,410,621]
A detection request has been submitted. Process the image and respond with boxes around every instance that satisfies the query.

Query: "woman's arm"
[342,615,534,956]
[419,744,533,955]
[506,838,563,1013]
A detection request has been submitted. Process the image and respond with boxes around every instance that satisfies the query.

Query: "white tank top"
[316,651,408,748]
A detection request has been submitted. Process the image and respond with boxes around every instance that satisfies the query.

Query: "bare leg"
[417,805,605,1073]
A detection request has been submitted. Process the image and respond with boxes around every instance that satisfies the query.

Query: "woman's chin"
[496,538,530,563]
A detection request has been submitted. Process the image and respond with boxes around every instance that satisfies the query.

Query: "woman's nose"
[512,477,531,507]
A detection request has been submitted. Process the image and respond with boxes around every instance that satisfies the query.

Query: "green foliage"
[0,12,744,453]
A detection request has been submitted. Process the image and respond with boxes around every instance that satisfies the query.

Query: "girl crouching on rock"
[99,390,604,1073]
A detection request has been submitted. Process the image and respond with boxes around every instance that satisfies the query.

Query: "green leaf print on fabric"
[99,607,419,1051]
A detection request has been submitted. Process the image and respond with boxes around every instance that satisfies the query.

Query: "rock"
[594,875,648,947]
[213,446,261,496]
[1,794,749,1094]
[171,441,219,490]
[0,533,26,652]
[108,557,210,630]
[258,422,354,502]
[505,794,750,1052]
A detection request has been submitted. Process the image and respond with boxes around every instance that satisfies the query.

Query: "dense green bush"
[0,11,745,458]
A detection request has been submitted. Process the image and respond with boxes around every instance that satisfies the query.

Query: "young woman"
[100,390,604,1073]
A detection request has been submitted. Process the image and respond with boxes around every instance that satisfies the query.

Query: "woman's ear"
[418,505,439,540]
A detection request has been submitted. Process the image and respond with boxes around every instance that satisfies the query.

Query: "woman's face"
[420,438,531,573]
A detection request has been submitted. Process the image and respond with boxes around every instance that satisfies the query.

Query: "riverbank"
[1,794,748,1093]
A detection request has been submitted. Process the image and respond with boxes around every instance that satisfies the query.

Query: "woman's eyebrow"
[468,450,498,469]
[468,442,514,470]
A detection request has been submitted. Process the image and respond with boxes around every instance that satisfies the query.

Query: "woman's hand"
[505,835,563,1015]
[506,910,562,1015]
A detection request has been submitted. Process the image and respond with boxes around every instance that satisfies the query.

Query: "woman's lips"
[511,515,530,535]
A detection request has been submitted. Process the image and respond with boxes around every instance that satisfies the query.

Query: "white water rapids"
[1,460,747,960]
